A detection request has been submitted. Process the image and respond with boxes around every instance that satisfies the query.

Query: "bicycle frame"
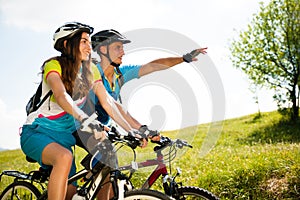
[67,146,125,200]
[72,166,111,200]
[118,148,169,190]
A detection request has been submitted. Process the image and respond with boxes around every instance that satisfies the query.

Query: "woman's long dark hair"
[42,31,93,99]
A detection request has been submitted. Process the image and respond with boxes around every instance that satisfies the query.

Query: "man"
[91,29,207,127]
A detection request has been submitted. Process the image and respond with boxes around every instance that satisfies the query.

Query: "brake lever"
[175,139,193,148]
[152,136,172,152]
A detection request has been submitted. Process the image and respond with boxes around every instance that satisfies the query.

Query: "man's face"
[108,41,125,64]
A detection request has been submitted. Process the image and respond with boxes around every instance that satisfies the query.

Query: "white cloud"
[0,0,270,34]
[0,0,168,32]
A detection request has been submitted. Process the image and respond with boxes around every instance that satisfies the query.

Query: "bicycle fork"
[163,167,182,196]
[110,170,132,200]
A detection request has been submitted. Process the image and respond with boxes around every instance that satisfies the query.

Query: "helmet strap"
[111,62,120,68]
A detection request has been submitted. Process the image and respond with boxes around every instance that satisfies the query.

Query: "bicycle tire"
[176,186,219,200]
[0,181,41,200]
[125,189,172,200]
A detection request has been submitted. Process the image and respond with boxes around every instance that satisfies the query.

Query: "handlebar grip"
[152,136,193,151]
[110,126,120,136]
[175,139,193,148]
[152,136,172,151]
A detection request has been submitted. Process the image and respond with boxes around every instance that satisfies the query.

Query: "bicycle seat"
[31,167,51,182]
[26,155,37,163]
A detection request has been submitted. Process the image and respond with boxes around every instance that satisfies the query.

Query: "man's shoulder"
[119,64,141,72]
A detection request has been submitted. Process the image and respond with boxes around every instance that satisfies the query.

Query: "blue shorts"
[20,124,76,179]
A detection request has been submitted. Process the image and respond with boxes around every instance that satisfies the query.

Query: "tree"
[249,82,261,118]
[230,0,300,121]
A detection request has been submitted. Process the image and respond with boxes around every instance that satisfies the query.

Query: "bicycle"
[0,114,172,200]
[117,135,220,200]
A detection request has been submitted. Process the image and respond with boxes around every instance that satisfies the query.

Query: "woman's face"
[79,32,92,61]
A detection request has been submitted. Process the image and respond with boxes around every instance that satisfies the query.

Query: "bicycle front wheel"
[176,186,219,200]
[0,181,41,200]
[125,189,172,200]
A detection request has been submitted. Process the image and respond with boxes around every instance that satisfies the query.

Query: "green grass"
[0,111,299,199]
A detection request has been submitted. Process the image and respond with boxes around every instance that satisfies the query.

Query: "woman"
[20,22,142,200]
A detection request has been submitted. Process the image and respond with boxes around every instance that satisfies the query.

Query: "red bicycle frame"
[119,151,168,189]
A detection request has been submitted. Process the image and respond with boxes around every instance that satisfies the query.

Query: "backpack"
[25,81,52,116]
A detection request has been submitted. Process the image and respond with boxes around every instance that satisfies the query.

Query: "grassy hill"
[0,111,299,199]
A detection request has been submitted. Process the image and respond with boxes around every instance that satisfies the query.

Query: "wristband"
[139,125,149,136]
[183,49,201,63]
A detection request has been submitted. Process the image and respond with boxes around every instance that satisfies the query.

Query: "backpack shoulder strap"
[115,66,124,103]
[96,63,124,103]
[115,66,124,88]
[37,89,53,109]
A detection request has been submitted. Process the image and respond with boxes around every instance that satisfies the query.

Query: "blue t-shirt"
[95,63,141,124]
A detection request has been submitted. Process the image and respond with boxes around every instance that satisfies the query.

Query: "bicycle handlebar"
[80,113,192,153]
[174,138,193,149]
[107,128,193,152]
[107,126,141,149]
[79,113,143,149]
[152,136,193,152]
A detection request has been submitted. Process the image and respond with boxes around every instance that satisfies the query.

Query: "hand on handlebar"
[139,125,161,142]
[106,127,145,149]
[128,130,148,148]
[151,135,192,148]
[80,113,106,141]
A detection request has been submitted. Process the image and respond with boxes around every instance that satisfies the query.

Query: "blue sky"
[0,0,275,150]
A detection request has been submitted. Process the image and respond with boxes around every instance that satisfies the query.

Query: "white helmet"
[53,22,94,51]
